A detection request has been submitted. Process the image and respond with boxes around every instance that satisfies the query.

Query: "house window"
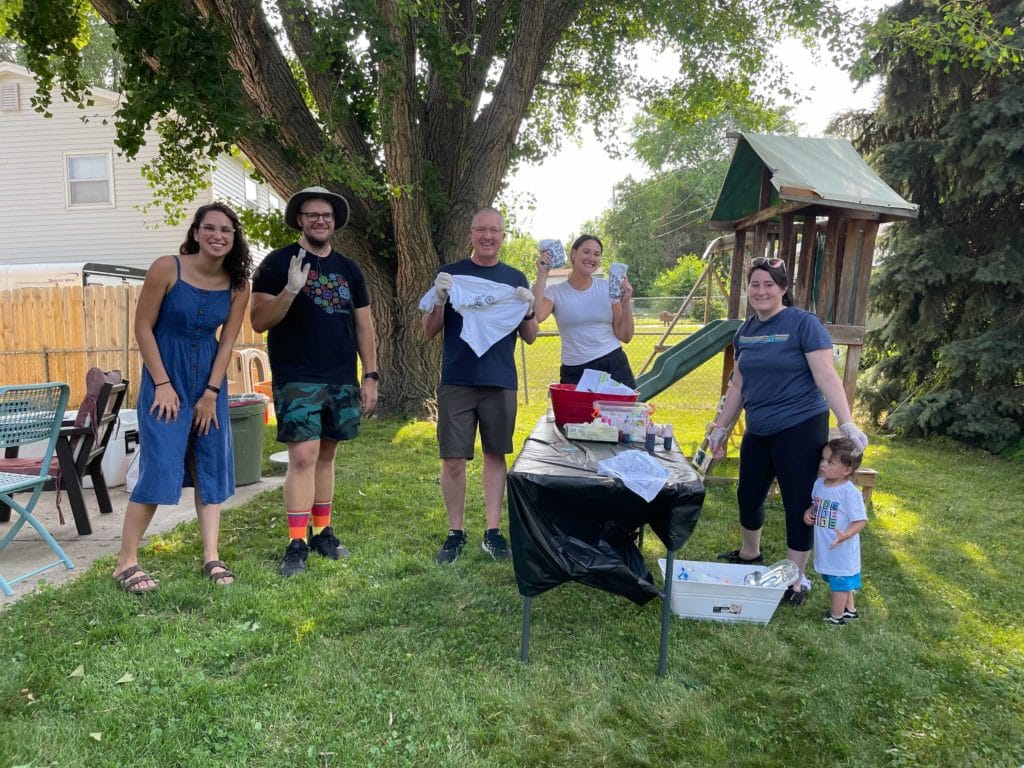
[244,177,259,206]
[269,192,282,211]
[65,152,114,207]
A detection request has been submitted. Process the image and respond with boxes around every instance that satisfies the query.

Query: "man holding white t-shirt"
[422,207,538,564]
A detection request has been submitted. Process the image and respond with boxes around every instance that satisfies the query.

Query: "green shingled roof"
[709,133,918,227]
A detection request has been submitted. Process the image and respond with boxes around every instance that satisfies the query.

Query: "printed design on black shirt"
[305,268,352,314]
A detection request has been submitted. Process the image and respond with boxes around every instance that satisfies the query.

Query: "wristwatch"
[363,371,380,382]
[524,311,536,320]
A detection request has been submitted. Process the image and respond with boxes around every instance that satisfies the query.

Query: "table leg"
[520,596,532,664]
[657,548,675,678]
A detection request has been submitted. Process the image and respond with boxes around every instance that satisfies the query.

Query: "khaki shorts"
[436,384,517,459]
[274,381,361,443]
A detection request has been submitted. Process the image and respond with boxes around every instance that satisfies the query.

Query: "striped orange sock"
[311,501,332,535]
[287,511,311,542]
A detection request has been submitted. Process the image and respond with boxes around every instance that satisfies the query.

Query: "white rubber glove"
[285,252,311,294]
[434,272,452,306]
[515,286,535,313]
[839,422,869,453]
[707,424,729,452]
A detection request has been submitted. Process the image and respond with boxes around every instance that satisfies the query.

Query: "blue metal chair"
[0,383,73,596]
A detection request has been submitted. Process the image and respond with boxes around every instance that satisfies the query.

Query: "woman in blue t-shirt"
[707,258,869,606]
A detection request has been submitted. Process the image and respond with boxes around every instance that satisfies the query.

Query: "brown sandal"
[203,560,235,585]
[113,565,159,594]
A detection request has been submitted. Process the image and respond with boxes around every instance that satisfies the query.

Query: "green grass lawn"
[1,405,1022,767]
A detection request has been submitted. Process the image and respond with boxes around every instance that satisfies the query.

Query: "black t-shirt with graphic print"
[252,242,370,386]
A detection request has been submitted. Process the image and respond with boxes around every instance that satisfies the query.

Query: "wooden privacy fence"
[0,286,266,408]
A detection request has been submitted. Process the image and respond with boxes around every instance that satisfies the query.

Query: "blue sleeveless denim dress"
[131,256,235,505]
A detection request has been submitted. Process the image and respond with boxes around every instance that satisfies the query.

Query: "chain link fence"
[516,296,732,456]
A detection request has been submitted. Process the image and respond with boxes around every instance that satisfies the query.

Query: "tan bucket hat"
[284,186,350,231]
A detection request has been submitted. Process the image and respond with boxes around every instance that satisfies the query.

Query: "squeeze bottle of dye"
[645,423,657,451]
[663,424,674,451]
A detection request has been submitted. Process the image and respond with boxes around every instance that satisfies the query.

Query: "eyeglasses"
[752,257,786,271]
[199,224,235,236]
[301,211,334,222]
[471,226,504,236]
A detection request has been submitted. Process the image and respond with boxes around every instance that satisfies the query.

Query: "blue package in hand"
[538,239,566,269]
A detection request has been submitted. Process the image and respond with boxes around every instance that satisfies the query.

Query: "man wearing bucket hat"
[422,207,538,564]
[251,186,378,577]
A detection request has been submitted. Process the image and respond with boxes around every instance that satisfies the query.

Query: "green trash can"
[229,395,267,486]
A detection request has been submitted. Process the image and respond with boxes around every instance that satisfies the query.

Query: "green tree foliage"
[843,0,1024,454]
[650,254,705,297]
[9,0,842,413]
[602,110,796,295]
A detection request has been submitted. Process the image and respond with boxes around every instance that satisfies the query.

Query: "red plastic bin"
[549,383,638,428]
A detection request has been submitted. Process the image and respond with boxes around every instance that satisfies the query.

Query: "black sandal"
[203,560,235,585]
[715,548,765,565]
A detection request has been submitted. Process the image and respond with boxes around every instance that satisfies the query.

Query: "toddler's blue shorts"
[821,573,862,591]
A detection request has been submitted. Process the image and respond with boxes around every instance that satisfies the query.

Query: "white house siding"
[0,64,213,271]
[0,64,281,272]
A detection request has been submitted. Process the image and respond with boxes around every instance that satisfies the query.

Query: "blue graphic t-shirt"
[252,243,370,385]
[733,307,833,435]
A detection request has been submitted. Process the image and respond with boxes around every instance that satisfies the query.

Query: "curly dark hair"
[179,202,252,290]
[825,437,863,472]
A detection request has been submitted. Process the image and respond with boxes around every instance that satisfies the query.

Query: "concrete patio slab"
[1,475,283,606]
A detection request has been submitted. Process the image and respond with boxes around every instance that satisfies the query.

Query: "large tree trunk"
[87,0,584,417]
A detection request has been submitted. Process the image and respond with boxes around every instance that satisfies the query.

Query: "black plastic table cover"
[508,416,704,605]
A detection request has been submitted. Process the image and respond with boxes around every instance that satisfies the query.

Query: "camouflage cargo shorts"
[274,381,361,443]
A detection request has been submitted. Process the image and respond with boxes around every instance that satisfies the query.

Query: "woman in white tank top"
[530,234,636,388]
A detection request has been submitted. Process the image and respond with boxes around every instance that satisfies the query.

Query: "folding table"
[507,415,705,677]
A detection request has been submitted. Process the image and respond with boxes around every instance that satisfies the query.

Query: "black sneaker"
[278,539,309,576]
[481,528,513,561]
[822,612,846,626]
[841,609,859,620]
[781,586,807,606]
[435,530,467,564]
[309,526,350,560]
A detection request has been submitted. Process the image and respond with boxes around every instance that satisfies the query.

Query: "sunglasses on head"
[751,257,786,271]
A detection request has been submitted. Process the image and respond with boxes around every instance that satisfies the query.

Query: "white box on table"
[658,559,787,624]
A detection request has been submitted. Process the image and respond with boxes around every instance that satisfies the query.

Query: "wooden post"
[795,216,817,310]
[728,229,746,320]
[817,215,843,323]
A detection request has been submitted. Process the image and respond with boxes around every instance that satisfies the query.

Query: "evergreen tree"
[843,0,1024,454]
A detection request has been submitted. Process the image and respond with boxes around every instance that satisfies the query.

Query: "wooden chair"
[0,370,128,535]
[0,382,73,596]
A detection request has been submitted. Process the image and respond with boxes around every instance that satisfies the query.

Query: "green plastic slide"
[635,318,743,402]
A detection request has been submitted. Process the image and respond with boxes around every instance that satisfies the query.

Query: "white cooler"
[84,409,139,488]
[659,559,788,624]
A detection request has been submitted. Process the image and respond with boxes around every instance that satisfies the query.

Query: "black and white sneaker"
[435,529,467,564]
[278,539,309,577]
[309,526,349,560]
[822,612,847,626]
[481,528,512,561]
[841,609,859,620]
